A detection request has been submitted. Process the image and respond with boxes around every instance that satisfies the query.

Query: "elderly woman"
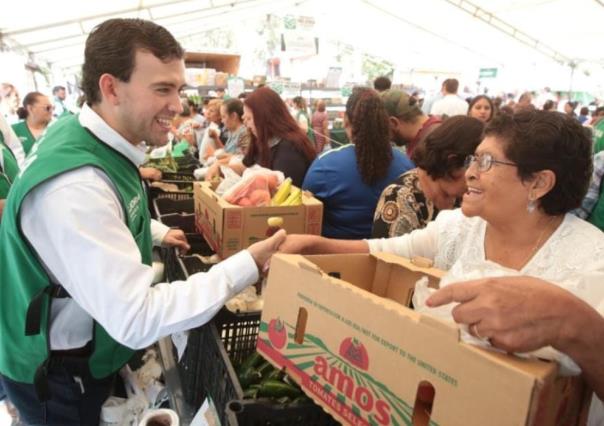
[279,110,604,421]
[372,116,484,237]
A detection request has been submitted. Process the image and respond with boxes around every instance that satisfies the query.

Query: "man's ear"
[388,116,399,131]
[98,74,121,106]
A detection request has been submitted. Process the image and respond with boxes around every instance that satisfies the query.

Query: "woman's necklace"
[487,215,558,269]
[521,216,557,267]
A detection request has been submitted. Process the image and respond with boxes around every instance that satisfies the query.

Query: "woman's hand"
[278,234,317,254]
[208,129,219,140]
[247,229,287,273]
[204,162,222,182]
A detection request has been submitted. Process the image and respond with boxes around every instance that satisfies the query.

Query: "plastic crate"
[161,172,195,181]
[148,180,194,202]
[226,399,340,426]
[164,234,214,283]
[152,197,194,219]
[162,235,217,405]
[192,309,338,426]
[158,213,196,233]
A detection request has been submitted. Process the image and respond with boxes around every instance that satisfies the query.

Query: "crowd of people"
[0,17,603,426]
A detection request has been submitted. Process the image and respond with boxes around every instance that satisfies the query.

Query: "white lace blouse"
[366,208,604,425]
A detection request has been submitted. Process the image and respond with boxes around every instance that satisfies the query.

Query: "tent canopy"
[1,0,603,91]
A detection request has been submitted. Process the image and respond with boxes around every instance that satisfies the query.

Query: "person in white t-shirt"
[430,78,468,117]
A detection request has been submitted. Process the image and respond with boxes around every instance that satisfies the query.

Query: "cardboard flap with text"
[258,253,587,426]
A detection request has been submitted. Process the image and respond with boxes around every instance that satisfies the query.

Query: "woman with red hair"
[206,87,316,186]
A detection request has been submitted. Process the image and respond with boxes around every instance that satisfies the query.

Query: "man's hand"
[162,229,191,254]
[277,234,317,254]
[247,229,287,272]
[139,167,162,181]
[426,276,578,353]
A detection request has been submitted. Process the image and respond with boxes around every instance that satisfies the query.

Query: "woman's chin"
[461,204,479,217]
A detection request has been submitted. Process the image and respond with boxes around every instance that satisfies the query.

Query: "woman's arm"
[279,234,369,255]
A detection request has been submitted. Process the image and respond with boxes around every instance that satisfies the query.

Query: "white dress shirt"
[429,94,468,117]
[0,113,25,167]
[21,104,259,350]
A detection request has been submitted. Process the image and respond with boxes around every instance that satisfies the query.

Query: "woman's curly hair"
[346,87,393,185]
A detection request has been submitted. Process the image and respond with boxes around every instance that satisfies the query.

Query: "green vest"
[588,181,604,231]
[0,114,153,386]
[594,119,604,154]
[0,132,19,198]
[11,120,37,155]
[296,110,315,143]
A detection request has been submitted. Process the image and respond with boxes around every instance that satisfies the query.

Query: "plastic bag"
[222,167,283,207]
[198,123,221,165]
[413,265,582,376]
[215,165,242,196]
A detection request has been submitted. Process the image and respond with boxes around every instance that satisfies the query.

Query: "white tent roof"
[1,0,603,91]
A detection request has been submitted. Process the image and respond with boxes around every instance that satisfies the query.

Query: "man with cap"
[380,89,442,157]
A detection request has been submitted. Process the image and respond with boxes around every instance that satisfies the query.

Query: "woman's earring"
[527,196,536,213]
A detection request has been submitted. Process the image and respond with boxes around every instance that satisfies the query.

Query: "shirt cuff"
[221,250,260,294]
[151,219,171,246]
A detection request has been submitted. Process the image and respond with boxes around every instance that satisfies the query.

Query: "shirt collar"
[268,136,282,148]
[79,103,147,166]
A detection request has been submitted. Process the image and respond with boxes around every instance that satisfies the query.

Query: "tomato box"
[193,182,323,259]
[257,253,591,426]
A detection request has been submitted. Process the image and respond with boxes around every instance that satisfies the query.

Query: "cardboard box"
[257,253,590,426]
[194,182,323,259]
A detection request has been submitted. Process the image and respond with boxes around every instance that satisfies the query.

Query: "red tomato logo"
[268,318,287,349]
[339,337,369,370]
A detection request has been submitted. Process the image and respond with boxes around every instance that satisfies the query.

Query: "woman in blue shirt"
[303,87,413,239]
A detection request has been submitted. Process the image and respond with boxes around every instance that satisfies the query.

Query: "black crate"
[153,197,194,218]
[161,172,195,181]
[191,309,338,426]
[158,213,196,233]
[164,234,214,283]
[226,399,339,426]
[148,180,194,202]
[162,236,217,406]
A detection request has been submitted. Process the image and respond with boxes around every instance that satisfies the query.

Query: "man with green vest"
[0,19,285,425]
[0,115,21,220]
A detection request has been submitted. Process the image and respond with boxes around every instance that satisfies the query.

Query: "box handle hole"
[294,307,308,344]
[412,380,435,426]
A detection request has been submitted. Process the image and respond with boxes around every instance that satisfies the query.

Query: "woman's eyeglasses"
[464,153,517,172]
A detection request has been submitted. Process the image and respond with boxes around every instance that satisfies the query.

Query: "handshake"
[247,229,288,273]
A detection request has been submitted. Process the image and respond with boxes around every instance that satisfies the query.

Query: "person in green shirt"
[593,116,604,154]
[12,91,53,155]
[0,122,19,219]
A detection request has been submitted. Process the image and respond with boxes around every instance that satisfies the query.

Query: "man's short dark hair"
[485,110,592,215]
[52,86,65,94]
[444,79,459,94]
[373,76,392,92]
[81,19,184,105]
